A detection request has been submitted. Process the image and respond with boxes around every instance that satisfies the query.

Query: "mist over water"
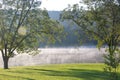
[0,47,106,67]
[0,11,110,68]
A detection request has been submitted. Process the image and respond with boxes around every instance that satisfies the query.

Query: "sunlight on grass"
[0,63,120,80]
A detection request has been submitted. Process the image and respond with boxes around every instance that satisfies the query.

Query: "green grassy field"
[0,63,120,80]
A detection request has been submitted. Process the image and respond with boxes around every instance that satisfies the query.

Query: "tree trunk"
[1,49,9,69]
[3,57,9,69]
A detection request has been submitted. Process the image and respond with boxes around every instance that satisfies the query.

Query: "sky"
[40,0,80,11]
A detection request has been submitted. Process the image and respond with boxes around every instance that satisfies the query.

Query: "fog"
[0,48,106,67]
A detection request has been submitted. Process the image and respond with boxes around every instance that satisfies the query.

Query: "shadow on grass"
[25,68,109,80]
[0,74,35,80]
[7,68,120,80]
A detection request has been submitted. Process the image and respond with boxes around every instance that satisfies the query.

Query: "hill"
[39,11,97,48]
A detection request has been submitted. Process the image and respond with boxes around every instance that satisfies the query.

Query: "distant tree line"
[40,11,97,48]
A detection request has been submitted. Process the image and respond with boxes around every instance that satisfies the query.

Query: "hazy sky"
[40,0,80,11]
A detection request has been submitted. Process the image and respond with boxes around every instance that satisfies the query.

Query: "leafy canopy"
[60,0,120,48]
[0,0,64,54]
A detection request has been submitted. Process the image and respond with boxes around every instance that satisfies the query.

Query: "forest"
[40,11,97,48]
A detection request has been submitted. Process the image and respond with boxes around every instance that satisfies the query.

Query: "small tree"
[60,0,120,80]
[0,0,64,69]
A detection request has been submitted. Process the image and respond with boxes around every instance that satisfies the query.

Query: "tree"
[60,0,120,80]
[0,0,64,69]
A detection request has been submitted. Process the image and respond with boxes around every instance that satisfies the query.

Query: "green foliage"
[60,0,120,80]
[104,48,120,80]
[0,0,64,69]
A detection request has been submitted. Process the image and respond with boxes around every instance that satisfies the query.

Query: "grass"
[0,63,120,80]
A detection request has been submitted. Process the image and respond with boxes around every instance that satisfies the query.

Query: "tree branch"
[9,0,34,52]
